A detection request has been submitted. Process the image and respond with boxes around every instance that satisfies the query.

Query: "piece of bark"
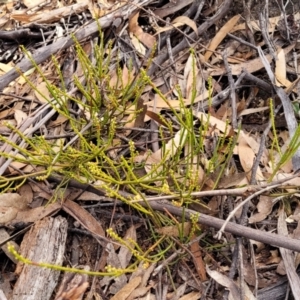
[11,216,68,300]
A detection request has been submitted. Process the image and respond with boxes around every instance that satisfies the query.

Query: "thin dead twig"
[200,71,246,110]
[222,49,237,129]
[227,33,258,51]
[259,7,276,60]
[216,172,300,239]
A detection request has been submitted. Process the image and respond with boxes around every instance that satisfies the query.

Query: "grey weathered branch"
[0,0,155,91]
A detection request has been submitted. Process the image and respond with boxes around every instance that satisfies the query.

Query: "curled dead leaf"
[129,11,156,49]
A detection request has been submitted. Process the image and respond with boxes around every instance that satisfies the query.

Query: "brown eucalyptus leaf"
[110,276,141,300]
[204,15,240,61]
[129,11,156,49]
[248,195,274,224]
[62,199,105,240]
[156,222,191,237]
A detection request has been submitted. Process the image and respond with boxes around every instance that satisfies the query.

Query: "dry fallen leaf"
[0,62,14,73]
[204,15,240,62]
[272,172,300,186]
[238,106,269,117]
[55,267,89,300]
[179,291,201,300]
[100,243,129,295]
[0,193,30,224]
[14,109,27,127]
[145,110,170,127]
[110,276,141,300]
[237,132,264,181]
[179,53,208,102]
[190,234,206,281]
[218,172,248,188]
[248,195,275,223]
[118,225,137,269]
[195,112,232,134]
[154,16,198,36]
[62,199,105,241]
[207,43,295,76]
[275,47,293,88]
[10,202,61,227]
[206,266,242,300]
[123,97,146,136]
[231,13,300,33]
[34,81,52,103]
[129,11,156,49]
[23,0,44,8]
[11,3,88,24]
[156,222,191,237]
[127,263,156,300]
[130,33,146,55]
[8,153,30,174]
[240,131,269,165]
[69,190,105,201]
[110,65,136,90]
[144,128,188,177]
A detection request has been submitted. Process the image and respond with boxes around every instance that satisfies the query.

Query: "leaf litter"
[0,0,300,299]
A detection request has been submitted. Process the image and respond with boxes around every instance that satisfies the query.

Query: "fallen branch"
[147,200,300,252]
[0,0,155,91]
[48,174,300,252]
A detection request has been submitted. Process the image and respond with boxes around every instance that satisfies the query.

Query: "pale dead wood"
[0,229,19,264]
[12,2,88,24]
[48,173,300,252]
[11,216,68,300]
